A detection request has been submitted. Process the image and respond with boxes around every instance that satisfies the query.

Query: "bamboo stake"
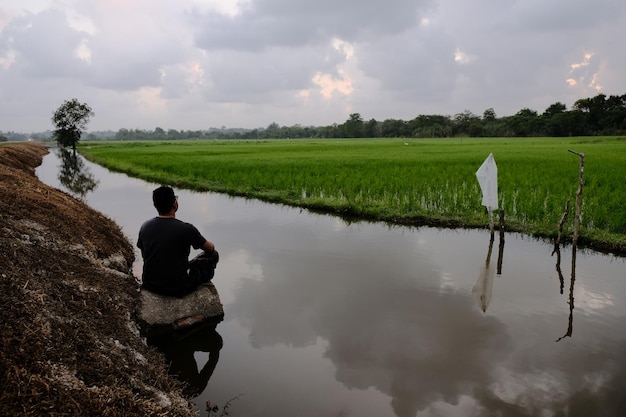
[497,209,505,275]
[567,150,585,249]
[553,200,570,250]
[556,151,584,342]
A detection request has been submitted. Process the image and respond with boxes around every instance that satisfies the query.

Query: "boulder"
[139,283,224,336]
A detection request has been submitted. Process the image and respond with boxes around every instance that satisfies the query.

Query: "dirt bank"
[0,142,198,416]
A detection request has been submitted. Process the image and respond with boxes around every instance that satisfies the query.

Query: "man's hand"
[202,240,215,252]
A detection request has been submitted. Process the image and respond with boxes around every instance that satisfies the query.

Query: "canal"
[37,149,626,417]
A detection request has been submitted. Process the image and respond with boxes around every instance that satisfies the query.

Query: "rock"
[138,283,224,336]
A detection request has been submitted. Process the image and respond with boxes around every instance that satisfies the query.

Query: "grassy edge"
[80,150,626,257]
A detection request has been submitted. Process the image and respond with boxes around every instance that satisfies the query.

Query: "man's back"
[138,217,206,296]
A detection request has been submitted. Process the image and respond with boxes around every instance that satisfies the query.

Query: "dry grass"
[0,142,198,416]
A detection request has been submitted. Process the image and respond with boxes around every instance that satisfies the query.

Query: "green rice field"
[78,137,626,253]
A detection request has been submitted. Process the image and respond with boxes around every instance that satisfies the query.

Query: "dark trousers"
[186,250,219,294]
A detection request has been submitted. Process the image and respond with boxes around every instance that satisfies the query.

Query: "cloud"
[566,53,603,92]
[312,69,353,99]
[507,0,624,32]
[0,0,625,132]
[189,0,433,52]
[4,9,89,78]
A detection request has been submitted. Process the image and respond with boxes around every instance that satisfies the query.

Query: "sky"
[1,0,625,133]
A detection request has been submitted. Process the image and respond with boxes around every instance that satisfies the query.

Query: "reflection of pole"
[556,247,576,342]
[474,210,504,313]
[556,151,583,342]
[486,220,494,266]
[474,234,496,313]
[552,200,570,294]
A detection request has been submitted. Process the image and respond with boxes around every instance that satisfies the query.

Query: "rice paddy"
[78,137,626,252]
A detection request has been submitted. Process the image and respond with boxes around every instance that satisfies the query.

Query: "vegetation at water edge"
[78,137,626,254]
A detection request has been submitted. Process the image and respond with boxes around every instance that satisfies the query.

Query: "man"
[137,185,218,297]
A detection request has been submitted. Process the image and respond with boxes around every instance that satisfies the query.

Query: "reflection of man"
[148,323,223,397]
[138,186,218,297]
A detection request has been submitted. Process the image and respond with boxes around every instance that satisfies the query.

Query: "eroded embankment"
[0,142,197,416]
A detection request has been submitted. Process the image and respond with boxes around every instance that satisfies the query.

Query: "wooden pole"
[553,200,570,250]
[556,150,584,342]
[497,209,505,275]
[567,150,585,250]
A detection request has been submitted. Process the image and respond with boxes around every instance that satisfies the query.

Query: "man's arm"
[202,239,215,252]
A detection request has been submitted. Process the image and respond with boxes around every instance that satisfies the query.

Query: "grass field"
[78,137,626,253]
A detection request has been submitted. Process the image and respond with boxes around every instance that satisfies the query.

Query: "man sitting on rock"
[138,185,218,297]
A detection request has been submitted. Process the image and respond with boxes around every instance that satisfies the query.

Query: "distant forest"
[2,92,625,142]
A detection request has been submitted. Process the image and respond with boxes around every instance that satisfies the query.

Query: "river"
[36,149,626,417]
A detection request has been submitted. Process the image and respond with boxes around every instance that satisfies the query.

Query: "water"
[37,150,626,417]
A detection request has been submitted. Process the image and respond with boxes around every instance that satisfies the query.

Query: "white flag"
[476,153,498,212]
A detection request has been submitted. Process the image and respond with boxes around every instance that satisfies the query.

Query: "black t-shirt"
[137,217,206,296]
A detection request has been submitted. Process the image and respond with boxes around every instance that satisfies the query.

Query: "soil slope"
[0,142,197,416]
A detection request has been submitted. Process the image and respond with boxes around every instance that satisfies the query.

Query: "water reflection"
[34,151,626,417]
[147,322,223,398]
[551,200,579,343]
[472,211,505,313]
[57,148,99,198]
[228,244,512,417]
[554,243,578,343]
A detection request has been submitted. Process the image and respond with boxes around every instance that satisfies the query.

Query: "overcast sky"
[1,0,624,133]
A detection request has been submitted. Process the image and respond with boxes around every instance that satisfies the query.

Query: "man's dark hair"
[153,186,176,215]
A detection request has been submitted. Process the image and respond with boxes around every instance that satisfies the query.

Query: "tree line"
[113,92,626,141]
[3,92,625,144]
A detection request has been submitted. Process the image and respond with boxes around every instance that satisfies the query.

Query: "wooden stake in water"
[556,150,584,342]
[567,150,585,249]
[497,209,505,275]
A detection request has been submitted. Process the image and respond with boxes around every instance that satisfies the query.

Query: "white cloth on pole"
[476,153,498,212]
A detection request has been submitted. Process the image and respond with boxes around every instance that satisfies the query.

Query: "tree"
[453,110,480,136]
[482,108,497,122]
[154,127,166,140]
[508,108,543,136]
[547,110,589,136]
[167,129,181,140]
[380,118,407,137]
[542,102,567,118]
[602,95,626,132]
[52,99,94,151]
[264,122,281,139]
[407,115,450,137]
[574,93,607,133]
[363,118,379,138]
[341,113,364,138]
